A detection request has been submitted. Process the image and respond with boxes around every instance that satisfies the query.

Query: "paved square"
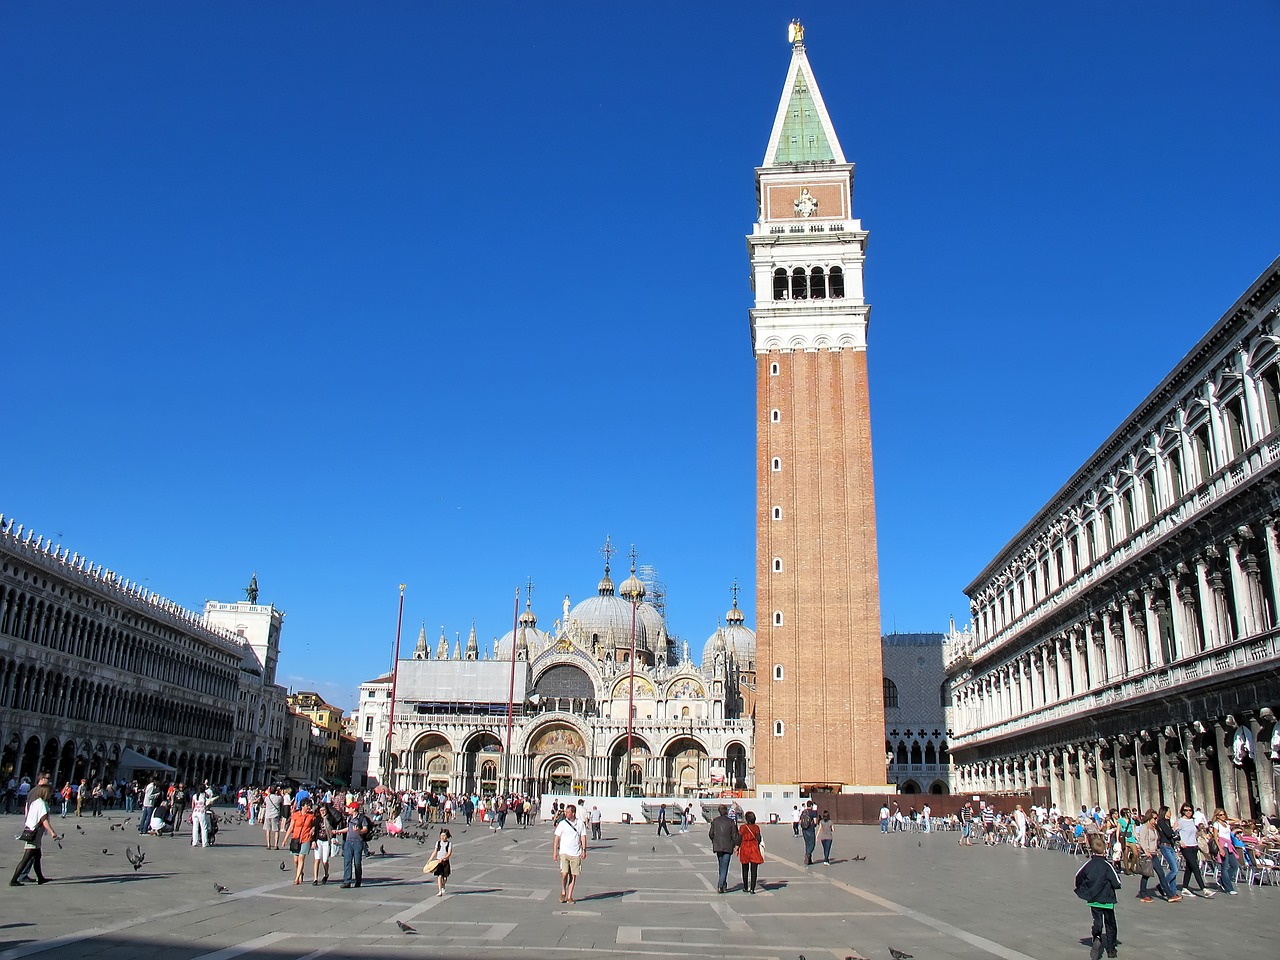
[2,812,1275,960]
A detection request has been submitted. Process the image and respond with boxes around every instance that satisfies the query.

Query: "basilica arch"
[408,732,453,793]
[660,735,708,797]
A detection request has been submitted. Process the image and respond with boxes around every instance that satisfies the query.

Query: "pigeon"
[918,841,922,848]
[75,824,83,831]
[395,920,416,934]
[280,861,288,871]
[889,949,914,960]
[125,847,145,871]
[214,883,231,895]
[652,846,656,852]
[852,854,866,861]
[380,845,387,856]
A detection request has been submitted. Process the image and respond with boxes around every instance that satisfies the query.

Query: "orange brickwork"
[755,346,887,789]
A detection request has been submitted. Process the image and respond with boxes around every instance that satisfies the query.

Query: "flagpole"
[384,584,406,790]
[504,586,520,794]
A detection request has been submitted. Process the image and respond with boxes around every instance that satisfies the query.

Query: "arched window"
[790,268,807,300]
[910,741,923,765]
[924,742,937,765]
[896,742,908,766]
[883,677,898,708]
[829,266,844,298]
[772,611,783,626]
[940,682,950,707]
[809,267,826,299]
[772,506,782,520]
[770,457,781,472]
[1261,364,1280,433]
[773,664,784,681]
[772,558,783,572]
[770,408,780,423]
[770,361,779,376]
[773,720,784,737]
[773,268,788,300]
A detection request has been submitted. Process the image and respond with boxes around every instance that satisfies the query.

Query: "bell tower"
[748,22,887,793]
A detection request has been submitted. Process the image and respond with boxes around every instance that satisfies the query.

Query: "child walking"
[1074,833,1122,959]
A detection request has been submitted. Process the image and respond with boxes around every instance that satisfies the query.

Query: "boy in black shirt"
[1074,833,1122,959]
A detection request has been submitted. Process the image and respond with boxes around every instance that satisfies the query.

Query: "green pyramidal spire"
[764,27,846,167]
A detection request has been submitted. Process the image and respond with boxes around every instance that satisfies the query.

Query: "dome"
[702,589,755,672]
[568,594,650,650]
[495,623,554,661]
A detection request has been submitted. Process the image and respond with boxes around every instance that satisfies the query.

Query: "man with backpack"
[799,802,818,865]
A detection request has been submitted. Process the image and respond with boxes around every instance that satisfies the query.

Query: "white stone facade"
[948,257,1280,819]
[350,561,754,797]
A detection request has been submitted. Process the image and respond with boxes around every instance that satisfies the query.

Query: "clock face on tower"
[793,188,819,218]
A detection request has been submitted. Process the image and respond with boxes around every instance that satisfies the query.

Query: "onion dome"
[703,582,756,672]
[496,598,553,660]
[619,563,646,603]
[568,556,652,656]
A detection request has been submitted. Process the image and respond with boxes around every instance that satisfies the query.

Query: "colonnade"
[953,712,1278,820]
[954,524,1278,735]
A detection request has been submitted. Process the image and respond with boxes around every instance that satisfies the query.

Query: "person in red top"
[288,797,317,885]
[737,810,764,894]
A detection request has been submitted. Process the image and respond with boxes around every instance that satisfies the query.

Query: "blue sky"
[3,3,1277,711]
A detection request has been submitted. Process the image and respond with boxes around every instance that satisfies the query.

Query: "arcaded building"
[750,23,887,793]
[0,516,278,787]
[948,258,1280,820]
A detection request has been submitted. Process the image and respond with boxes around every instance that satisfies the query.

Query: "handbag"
[423,858,440,874]
[288,838,301,854]
[19,827,36,843]
[1137,856,1155,878]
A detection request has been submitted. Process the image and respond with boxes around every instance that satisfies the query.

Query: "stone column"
[1237,526,1270,632]
[1085,620,1103,689]
[1212,719,1241,818]
[1189,727,1215,813]
[1136,735,1159,812]
[1207,546,1236,647]
[1225,536,1257,638]
[1122,592,1146,674]
[1253,713,1277,821]
[1263,520,1280,625]
[1027,653,1040,711]
[1173,565,1200,656]
[1101,610,1120,682]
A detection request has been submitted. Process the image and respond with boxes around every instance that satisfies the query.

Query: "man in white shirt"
[551,803,587,904]
[588,805,602,840]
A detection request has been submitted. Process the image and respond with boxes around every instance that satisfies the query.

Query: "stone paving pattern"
[1,811,1275,960]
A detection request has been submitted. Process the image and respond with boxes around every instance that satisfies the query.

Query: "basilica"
[351,553,755,798]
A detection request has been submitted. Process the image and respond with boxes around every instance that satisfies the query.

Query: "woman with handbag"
[9,779,60,886]
[288,797,317,885]
[1211,808,1240,894]
[312,800,338,885]
[423,828,452,897]
[737,811,764,894]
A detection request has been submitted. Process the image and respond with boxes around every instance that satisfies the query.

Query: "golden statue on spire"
[788,19,804,45]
